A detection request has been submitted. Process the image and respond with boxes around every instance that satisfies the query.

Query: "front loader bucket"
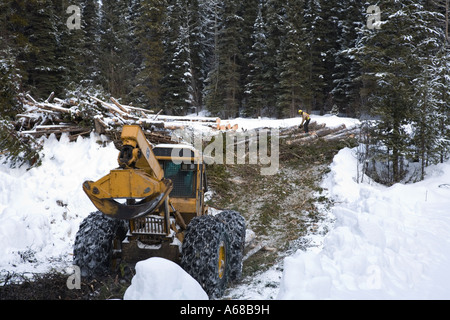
[83,176,173,220]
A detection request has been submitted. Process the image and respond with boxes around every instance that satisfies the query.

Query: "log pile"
[13,93,220,144]
[283,123,358,146]
[8,93,359,163]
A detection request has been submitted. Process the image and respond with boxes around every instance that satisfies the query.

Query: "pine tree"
[357,1,421,183]
[205,0,243,118]
[0,0,27,118]
[23,0,64,98]
[356,0,449,183]
[161,0,191,115]
[302,0,332,113]
[135,0,168,109]
[237,0,259,115]
[245,3,270,117]
[98,0,135,99]
[55,0,86,95]
[263,0,285,116]
[79,0,102,86]
[276,0,308,118]
[331,0,363,116]
[409,1,448,178]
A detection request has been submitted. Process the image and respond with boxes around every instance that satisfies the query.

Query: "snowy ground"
[277,148,450,299]
[225,148,450,300]
[0,133,118,276]
[1,114,450,300]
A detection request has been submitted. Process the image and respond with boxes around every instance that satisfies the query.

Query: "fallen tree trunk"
[20,125,91,137]
[280,122,326,139]
[323,127,360,141]
[286,124,347,145]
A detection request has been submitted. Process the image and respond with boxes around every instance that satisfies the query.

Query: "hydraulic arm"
[83,125,173,220]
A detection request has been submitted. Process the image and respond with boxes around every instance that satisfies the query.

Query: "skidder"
[73,125,246,298]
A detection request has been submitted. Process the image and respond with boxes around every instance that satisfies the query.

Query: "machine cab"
[153,144,208,224]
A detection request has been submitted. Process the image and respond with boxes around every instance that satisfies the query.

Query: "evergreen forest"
[0,0,449,184]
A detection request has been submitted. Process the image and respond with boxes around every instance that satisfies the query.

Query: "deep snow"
[227,147,450,300]
[0,133,118,276]
[1,114,449,300]
[278,147,450,299]
[123,257,208,300]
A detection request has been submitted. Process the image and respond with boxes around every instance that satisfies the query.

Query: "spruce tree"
[0,59,22,119]
[24,0,63,98]
[238,0,259,115]
[0,117,42,168]
[198,0,223,101]
[205,0,243,118]
[55,0,86,95]
[79,0,102,87]
[357,1,419,183]
[276,0,308,118]
[0,0,27,118]
[245,3,270,117]
[302,0,330,113]
[99,0,134,99]
[356,0,449,183]
[263,0,285,116]
[434,47,450,164]
[161,0,191,115]
[331,0,363,116]
[409,1,448,178]
[184,0,205,111]
[135,0,167,109]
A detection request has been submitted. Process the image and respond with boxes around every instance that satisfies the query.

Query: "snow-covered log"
[285,124,347,145]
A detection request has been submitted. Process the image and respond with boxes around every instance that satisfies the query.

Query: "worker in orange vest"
[298,109,311,133]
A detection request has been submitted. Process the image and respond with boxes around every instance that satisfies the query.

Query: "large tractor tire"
[181,215,231,299]
[73,211,128,279]
[215,210,246,282]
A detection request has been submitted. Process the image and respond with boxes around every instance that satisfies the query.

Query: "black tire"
[73,211,128,279]
[181,215,230,299]
[215,210,246,282]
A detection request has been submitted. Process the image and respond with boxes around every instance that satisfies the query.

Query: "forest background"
[0,0,449,184]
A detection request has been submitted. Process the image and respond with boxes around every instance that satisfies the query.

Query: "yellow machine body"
[82,125,208,261]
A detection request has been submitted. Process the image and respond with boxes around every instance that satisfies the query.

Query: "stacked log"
[14,94,218,144]
[12,93,359,149]
[285,124,351,145]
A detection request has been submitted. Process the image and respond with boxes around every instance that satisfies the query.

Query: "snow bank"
[123,257,208,300]
[0,133,118,275]
[183,114,359,136]
[229,115,360,131]
[11,115,450,300]
[278,147,450,299]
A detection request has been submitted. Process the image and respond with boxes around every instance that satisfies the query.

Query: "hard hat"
[298,109,303,114]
